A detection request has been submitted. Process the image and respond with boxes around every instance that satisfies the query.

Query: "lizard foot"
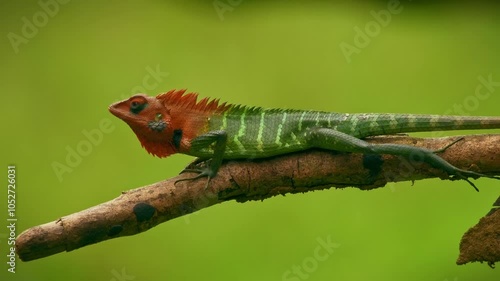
[449,168,500,192]
[175,164,215,190]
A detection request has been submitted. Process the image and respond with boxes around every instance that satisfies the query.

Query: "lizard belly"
[223,137,307,159]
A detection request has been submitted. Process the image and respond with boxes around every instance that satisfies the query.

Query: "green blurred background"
[1,1,499,280]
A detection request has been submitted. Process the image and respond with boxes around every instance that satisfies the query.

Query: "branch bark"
[16,135,500,263]
[457,196,500,267]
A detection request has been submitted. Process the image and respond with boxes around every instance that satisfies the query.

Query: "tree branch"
[457,195,500,267]
[16,135,500,263]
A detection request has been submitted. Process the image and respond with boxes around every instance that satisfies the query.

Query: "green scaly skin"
[182,108,500,191]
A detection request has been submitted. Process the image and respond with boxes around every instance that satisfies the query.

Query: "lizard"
[109,89,500,191]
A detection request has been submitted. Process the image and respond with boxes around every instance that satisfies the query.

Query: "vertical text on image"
[7,165,17,273]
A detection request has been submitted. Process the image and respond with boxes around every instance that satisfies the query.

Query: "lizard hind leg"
[307,128,498,191]
[370,142,500,191]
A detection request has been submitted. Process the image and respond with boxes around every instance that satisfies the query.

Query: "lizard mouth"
[108,104,122,117]
[108,103,153,132]
[108,103,136,122]
[108,104,127,120]
[108,103,140,123]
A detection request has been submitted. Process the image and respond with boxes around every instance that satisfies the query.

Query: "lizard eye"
[129,97,148,114]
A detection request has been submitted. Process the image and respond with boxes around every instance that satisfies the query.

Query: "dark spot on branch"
[78,229,106,248]
[178,203,195,216]
[107,225,123,236]
[363,154,383,177]
[133,202,156,222]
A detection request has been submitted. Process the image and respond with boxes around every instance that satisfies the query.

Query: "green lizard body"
[198,109,500,158]
[109,90,500,190]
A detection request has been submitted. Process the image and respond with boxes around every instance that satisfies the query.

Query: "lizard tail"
[342,113,500,137]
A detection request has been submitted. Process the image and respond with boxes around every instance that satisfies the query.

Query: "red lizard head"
[109,89,230,158]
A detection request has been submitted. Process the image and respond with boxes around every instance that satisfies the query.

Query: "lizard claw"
[180,157,209,173]
[448,169,500,192]
[175,167,215,190]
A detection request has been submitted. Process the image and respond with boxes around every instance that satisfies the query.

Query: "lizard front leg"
[307,128,499,191]
[175,130,227,189]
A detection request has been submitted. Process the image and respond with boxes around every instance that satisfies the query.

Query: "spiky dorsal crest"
[156,89,232,114]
